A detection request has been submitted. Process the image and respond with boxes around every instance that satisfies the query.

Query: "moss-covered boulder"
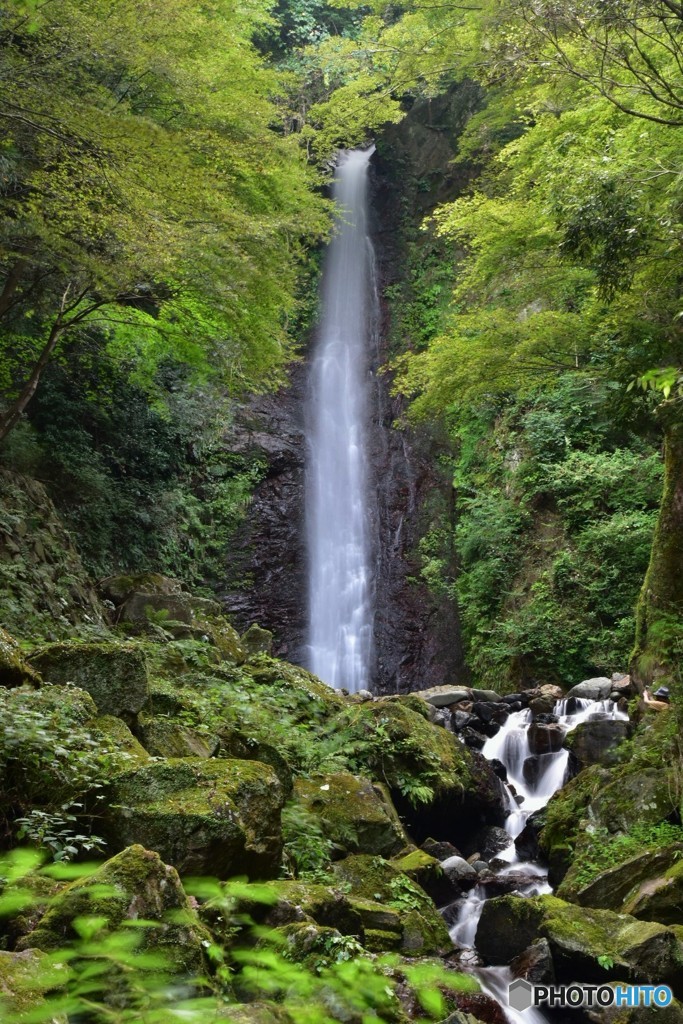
[391,848,455,905]
[560,847,683,910]
[591,769,677,834]
[244,656,345,713]
[331,700,506,847]
[103,759,285,877]
[29,641,149,721]
[19,846,211,978]
[218,730,293,796]
[476,894,683,995]
[0,871,66,951]
[0,628,40,688]
[138,715,219,758]
[624,858,683,925]
[99,572,184,605]
[538,764,611,886]
[292,773,408,857]
[564,719,631,768]
[332,854,452,955]
[0,948,70,1018]
[100,573,221,631]
[91,714,151,766]
[211,880,363,941]
[241,624,273,656]
[141,678,206,718]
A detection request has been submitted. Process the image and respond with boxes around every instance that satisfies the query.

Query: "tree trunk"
[0,260,25,318]
[0,317,64,442]
[632,412,683,684]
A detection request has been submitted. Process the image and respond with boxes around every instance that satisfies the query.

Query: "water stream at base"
[445,696,629,1022]
[306,148,378,693]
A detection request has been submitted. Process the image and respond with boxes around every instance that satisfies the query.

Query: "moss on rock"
[292,773,408,857]
[538,765,611,885]
[476,893,683,995]
[103,758,285,877]
[91,714,151,766]
[138,715,219,758]
[391,849,452,905]
[0,948,70,1017]
[19,845,211,978]
[332,854,451,955]
[28,640,149,721]
[245,656,345,712]
[332,700,505,846]
[0,628,41,689]
[560,846,683,911]
[624,858,683,925]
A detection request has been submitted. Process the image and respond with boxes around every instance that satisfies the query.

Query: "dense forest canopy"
[0,0,682,675]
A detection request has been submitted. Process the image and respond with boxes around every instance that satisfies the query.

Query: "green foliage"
[0,687,110,811]
[572,822,683,890]
[0,0,328,439]
[0,356,266,587]
[14,810,106,864]
[413,376,662,687]
[281,803,334,881]
[0,852,478,1023]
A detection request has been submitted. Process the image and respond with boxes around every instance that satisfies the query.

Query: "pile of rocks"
[413,677,633,755]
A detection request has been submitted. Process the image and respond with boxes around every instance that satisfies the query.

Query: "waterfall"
[446,696,629,1024]
[306,148,377,692]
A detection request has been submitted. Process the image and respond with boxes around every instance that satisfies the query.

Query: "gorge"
[1,1,683,1022]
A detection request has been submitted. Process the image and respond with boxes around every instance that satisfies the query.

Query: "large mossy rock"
[560,846,683,911]
[245,656,345,713]
[208,879,363,941]
[292,773,408,857]
[99,572,220,631]
[120,592,221,630]
[476,894,683,995]
[0,628,41,688]
[332,853,452,956]
[102,759,285,877]
[0,948,70,1018]
[138,714,219,759]
[91,714,151,766]
[624,858,683,925]
[332,700,506,847]
[538,765,611,886]
[19,846,211,977]
[29,641,149,720]
[590,768,676,834]
[390,848,455,905]
[564,719,631,768]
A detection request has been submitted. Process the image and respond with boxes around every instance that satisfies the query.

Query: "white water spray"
[447,697,628,1023]
[306,149,377,692]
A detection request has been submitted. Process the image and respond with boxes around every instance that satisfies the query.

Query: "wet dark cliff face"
[219,367,309,665]
[220,81,484,692]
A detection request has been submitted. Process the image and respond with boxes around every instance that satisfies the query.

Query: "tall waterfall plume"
[306,148,377,692]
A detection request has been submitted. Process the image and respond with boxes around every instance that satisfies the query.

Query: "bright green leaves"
[0,0,329,430]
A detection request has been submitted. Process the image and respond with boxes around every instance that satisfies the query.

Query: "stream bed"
[440,696,629,1023]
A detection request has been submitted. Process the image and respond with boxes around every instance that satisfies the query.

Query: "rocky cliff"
[220,83,485,693]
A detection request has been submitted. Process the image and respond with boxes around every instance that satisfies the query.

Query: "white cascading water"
[306,149,377,692]
[447,696,628,1024]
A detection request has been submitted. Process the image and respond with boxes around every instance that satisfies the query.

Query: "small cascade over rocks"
[428,692,631,1024]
